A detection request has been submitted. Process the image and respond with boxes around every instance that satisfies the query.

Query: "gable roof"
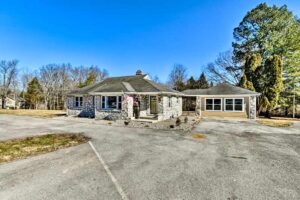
[183,83,260,96]
[68,75,182,96]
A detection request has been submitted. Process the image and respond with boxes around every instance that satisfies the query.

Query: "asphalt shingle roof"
[68,75,181,95]
[183,83,260,96]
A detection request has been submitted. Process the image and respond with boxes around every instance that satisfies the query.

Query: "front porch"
[133,94,182,121]
[93,93,182,121]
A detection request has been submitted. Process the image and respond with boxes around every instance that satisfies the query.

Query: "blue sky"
[0,0,299,82]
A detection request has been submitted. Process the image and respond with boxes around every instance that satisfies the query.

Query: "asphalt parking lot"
[0,115,299,200]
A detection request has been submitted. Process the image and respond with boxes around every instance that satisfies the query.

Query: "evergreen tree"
[210,81,214,87]
[186,76,197,89]
[197,72,209,89]
[25,77,43,109]
[240,54,261,91]
[78,71,97,88]
[263,55,284,116]
[233,3,300,111]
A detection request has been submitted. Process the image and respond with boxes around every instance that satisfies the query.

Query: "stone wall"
[66,96,95,118]
[94,95,133,120]
[161,96,182,120]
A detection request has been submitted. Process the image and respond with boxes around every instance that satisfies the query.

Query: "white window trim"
[224,98,244,112]
[100,96,122,110]
[204,98,222,111]
[75,96,83,108]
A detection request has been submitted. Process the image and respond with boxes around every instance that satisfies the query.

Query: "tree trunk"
[1,96,5,109]
[265,109,271,118]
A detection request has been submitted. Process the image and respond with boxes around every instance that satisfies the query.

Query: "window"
[107,96,117,109]
[100,96,122,110]
[205,98,222,111]
[225,98,243,112]
[225,99,233,111]
[75,97,83,107]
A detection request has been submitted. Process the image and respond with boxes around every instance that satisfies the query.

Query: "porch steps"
[132,115,158,123]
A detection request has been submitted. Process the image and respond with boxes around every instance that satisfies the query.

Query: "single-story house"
[0,96,25,109]
[67,70,260,120]
[182,83,260,119]
[67,70,183,121]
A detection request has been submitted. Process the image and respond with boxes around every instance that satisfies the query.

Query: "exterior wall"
[67,95,95,118]
[94,95,133,120]
[67,94,183,121]
[0,97,16,108]
[200,96,248,118]
[161,96,182,120]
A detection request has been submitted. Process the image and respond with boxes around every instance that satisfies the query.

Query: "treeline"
[0,62,108,109]
[167,64,212,91]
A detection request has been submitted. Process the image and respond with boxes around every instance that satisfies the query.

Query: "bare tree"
[0,60,18,108]
[168,64,188,91]
[206,51,242,85]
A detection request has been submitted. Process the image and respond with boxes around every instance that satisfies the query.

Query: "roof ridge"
[106,74,146,79]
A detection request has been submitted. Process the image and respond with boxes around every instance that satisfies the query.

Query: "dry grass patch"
[0,134,89,163]
[257,119,293,127]
[192,133,206,140]
[0,109,66,118]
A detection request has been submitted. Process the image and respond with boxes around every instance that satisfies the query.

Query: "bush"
[176,118,181,126]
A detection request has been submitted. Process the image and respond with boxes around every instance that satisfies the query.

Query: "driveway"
[0,115,299,200]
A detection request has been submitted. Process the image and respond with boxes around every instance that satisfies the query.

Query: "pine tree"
[186,76,197,89]
[25,77,43,109]
[197,73,209,89]
[210,81,214,87]
[78,72,97,88]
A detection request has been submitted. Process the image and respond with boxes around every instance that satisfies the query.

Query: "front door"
[150,96,157,114]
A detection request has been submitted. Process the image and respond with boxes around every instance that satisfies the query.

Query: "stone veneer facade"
[67,94,182,121]
[67,95,95,118]
[248,96,257,119]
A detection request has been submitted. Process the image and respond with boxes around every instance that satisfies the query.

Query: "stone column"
[249,96,257,119]
[196,96,201,116]
[122,94,133,119]
[157,95,164,121]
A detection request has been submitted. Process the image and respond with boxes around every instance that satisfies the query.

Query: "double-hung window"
[75,97,83,107]
[101,96,122,110]
[225,98,243,112]
[205,98,222,111]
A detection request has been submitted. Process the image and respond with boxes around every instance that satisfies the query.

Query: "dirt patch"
[192,133,206,140]
[257,119,293,127]
[0,133,89,163]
